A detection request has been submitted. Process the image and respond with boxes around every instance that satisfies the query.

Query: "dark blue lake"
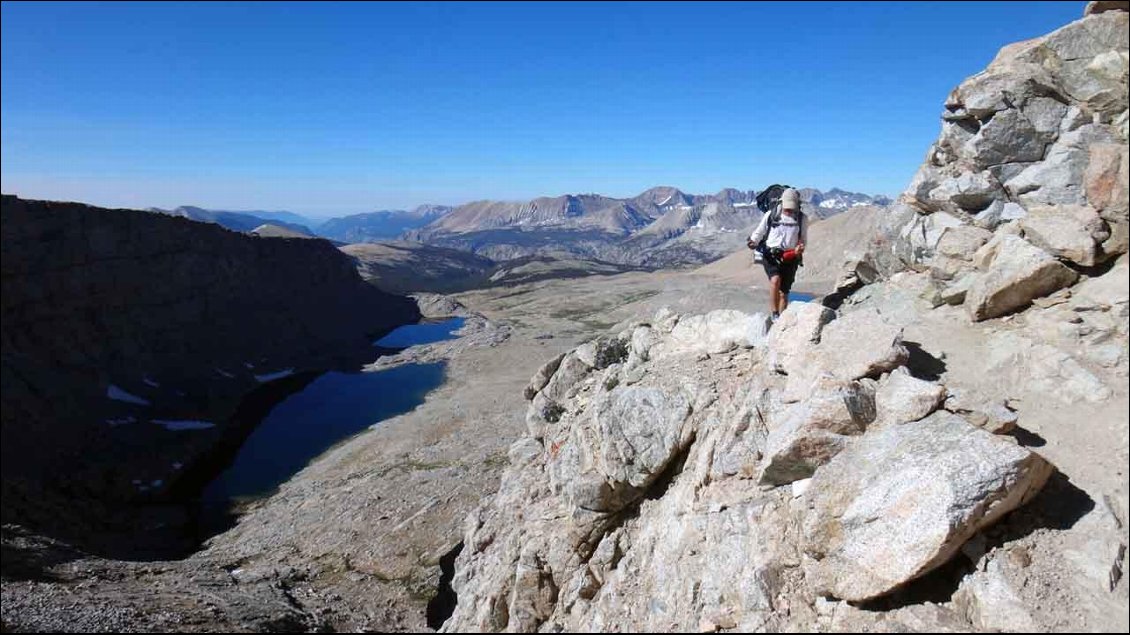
[376,317,466,348]
[201,362,447,504]
[200,318,464,509]
[789,291,817,302]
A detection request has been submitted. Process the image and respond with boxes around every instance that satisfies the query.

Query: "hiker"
[747,187,807,321]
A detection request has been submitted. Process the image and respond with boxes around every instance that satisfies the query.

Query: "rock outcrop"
[810,3,1130,629]
[441,304,1053,632]
[4,4,1128,633]
[804,411,1052,602]
[1,195,419,551]
[440,5,1129,632]
[859,6,1128,313]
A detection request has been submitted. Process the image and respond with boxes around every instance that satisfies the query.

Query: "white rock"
[524,352,566,400]
[767,302,836,375]
[940,273,978,305]
[813,307,909,382]
[761,378,875,485]
[662,309,768,356]
[548,381,696,513]
[804,411,1053,602]
[651,306,680,333]
[966,234,1079,321]
[875,367,948,425]
[955,554,1040,632]
[1020,204,1108,266]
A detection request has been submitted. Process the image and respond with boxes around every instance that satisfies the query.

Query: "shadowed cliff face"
[0,195,419,551]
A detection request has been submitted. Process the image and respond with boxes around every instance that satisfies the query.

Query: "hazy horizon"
[31,181,889,221]
[2,1,1084,215]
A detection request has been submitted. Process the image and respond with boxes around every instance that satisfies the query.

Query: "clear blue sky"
[2,1,1084,216]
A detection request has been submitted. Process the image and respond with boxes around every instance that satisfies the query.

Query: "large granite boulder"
[965,234,1079,321]
[804,411,1054,602]
[546,375,700,514]
[760,377,876,485]
[1019,204,1110,266]
[658,309,769,356]
[767,302,837,374]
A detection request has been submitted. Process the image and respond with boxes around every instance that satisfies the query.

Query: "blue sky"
[2,1,1083,216]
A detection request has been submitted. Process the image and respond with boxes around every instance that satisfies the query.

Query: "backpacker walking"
[747,186,807,322]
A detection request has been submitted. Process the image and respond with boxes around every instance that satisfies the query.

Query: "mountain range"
[315,205,452,243]
[401,186,891,267]
[149,186,890,269]
[146,206,318,237]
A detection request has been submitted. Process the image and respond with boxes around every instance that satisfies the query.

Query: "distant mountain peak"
[146,206,316,236]
[315,206,454,243]
[399,185,889,267]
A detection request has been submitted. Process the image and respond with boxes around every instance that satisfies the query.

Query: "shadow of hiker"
[1007,425,1048,448]
[902,341,947,381]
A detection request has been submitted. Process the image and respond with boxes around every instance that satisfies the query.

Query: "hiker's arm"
[798,215,808,252]
[748,214,769,248]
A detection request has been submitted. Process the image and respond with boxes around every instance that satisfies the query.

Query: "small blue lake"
[199,318,463,511]
[375,317,466,348]
[201,362,447,504]
[789,291,817,302]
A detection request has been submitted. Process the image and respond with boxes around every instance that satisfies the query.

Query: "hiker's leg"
[762,259,782,316]
[768,275,781,315]
[778,262,798,314]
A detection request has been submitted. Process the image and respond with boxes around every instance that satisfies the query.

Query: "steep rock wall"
[1,195,419,540]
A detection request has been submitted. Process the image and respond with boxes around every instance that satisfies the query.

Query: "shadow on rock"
[854,469,1094,611]
[902,341,947,381]
[855,551,977,611]
[1006,425,1048,448]
[988,469,1095,537]
[0,525,87,582]
[426,541,465,630]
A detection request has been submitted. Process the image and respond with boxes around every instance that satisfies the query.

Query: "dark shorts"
[762,255,800,293]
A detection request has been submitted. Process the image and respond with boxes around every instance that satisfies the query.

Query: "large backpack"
[753,184,804,257]
[755,184,790,215]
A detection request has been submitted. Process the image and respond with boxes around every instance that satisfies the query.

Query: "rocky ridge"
[441,299,1072,631]
[441,5,1129,632]
[2,4,1126,633]
[1,195,419,556]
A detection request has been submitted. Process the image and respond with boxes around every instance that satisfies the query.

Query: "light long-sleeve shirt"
[748,209,807,250]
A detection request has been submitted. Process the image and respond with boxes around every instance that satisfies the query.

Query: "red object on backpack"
[781,248,799,263]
